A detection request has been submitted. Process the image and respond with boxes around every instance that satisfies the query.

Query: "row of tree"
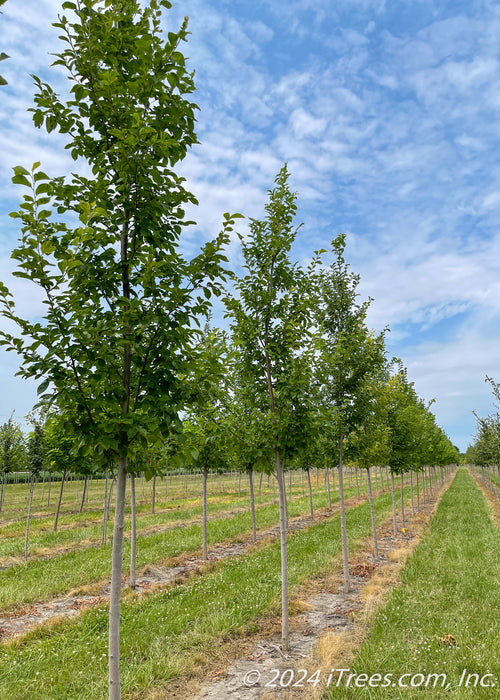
[466,377,500,496]
[0,1,458,696]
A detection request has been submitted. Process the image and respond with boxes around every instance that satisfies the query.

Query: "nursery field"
[0,465,486,699]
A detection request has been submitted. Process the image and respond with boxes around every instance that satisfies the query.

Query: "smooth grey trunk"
[275,450,290,652]
[307,469,314,519]
[338,435,351,592]
[102,471,109,545]
[366,467,378,557]
[249,466,257,542]
[0,473,6,511]
[410,470,414,515]
[54,470,67,532]
[129,473,136,589]
[259,470,263,497]
[355,467,360,499]
[151,474,156,514]
[391,471,397,537]
[47,473,51,507]
[107,475,116,514]
[79,475,88,514]
[325,464,332,511]
[202,466,208,561]
[400,473,405,526]
[416,470,420,509]
[24,475,35,561]
[108,456,127,700]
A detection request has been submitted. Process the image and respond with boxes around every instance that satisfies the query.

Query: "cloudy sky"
[1,0,500,451]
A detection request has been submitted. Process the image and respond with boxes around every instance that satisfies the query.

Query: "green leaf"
[37,378,50,395]
[12,175,31,187]
[13,165,30,176]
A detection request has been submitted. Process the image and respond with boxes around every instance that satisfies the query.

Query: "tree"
[0,415,26,510]
[224,165,318,651]
[315,234,386,591]
[25,414,45,561]
[44,411,84,530]
[0,1,235,696]
[347,370,391,557]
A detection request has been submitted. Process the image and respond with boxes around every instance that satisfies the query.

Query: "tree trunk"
[0,473,6,512]
[202,466,208,561]
[355,467,360,499]
[151,474,156,514]
[325,463,332,511]
[416,470,420,509]
[130,473,136,589]
[366,467,378,557]
[108,455,127,700]
[24,475,35,561]
[47,472,51,507]
[238,470,242,498]
[338,435,351,592]
[276,450,289,652]
[400,472,405,526]
[79,475,88,514]
[307,469,314,520]
[54,470,67,532]
[259,470,263,497]
[410,470,414,515]
[249,466,257,542]
[107,476,116,516]
[102,471,109,545]
[391,470,397,537]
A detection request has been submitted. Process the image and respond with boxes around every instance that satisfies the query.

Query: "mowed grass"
[325,468,500,699]
[0,489,401,699]
[0,479,372,610]
[0,486,328,561]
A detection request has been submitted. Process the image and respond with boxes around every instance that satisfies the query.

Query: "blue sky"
[1,0,500,451]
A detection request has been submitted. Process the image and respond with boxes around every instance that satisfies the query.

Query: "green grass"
[0,490,401,699]
[325,468,500,699]
[0,480,372,610]
[0,488,322,561]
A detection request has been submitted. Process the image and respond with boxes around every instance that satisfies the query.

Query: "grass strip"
[0,487,329,559]
[0,483,368,609]
[325,468,500,699]
[0,490,401,699]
